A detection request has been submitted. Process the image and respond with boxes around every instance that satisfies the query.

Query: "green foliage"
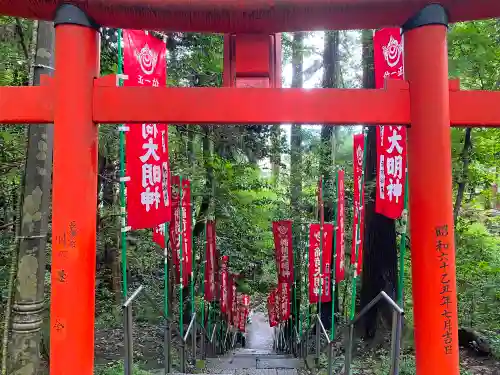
[95,361,153,375]
[0,16,499,374]
[455,217,500,330]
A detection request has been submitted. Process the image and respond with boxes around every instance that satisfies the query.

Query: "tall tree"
[7,20,54,375]
[319,30,340,326]
[358,29,398,341]
[290,31,304,334]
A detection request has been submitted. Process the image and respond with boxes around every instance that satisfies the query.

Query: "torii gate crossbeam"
[1,2,500,375]
[2,79,500,126]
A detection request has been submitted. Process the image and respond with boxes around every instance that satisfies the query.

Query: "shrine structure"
[1,1,500,375]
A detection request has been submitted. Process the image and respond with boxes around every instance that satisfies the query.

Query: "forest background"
[0,17,499,375]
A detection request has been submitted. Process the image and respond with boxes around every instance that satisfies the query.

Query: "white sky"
[280,31,362,144]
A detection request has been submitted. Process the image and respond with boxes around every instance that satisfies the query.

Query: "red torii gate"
[1,1,500,375]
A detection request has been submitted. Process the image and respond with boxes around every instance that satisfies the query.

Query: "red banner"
[308,223,333,303]
[233,291,240,328]
[374,28,407,219]
[267,291,278,327]
[228,274,239,325]
[351,134,365,276]
[373,28,403,89]
[272,220,294,284]
[335,170,346,282]
[153,223,166,248]
[169,177,181,283]
[238,295,250,332]
[181,179,192,286]
[123,30,171,230]
[204,220,217,301]
[168,176,192,286]
[278,282,291,321]
[220,256,229,314]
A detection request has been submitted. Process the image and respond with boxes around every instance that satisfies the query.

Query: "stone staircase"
[153,312,302,375]
[204,348,302,375]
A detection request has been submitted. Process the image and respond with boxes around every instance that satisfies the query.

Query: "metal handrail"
[184,312,197,342]
[210,323,218,343]
[345,291,404,375]
[351,291,403,326]
[123,285,144,307]
[294,325,301,344]
[123,285,190,375]
[315,314,331,344]
[123,285,228,375]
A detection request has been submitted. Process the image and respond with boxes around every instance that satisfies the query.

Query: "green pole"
[330,173,339,341]
[179,176,184,338]
[164,223,169,317]
[292,225,299,339]
[201,223,207,329]
[349,131,368,320]
[318,176,324,318]
[305,223,310,338]
[117,28,128,300]
[397,172,409,307]
[190,199,195,321]
[207,303,211,342]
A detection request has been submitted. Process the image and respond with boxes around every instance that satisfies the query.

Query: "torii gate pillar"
[403,5,459,374]
[50,5,100,375]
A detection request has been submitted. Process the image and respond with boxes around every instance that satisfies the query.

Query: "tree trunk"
[453,128,472,224]
[7,20,54,375]
[358,29,398,342]
[290,32,304,334]
[100,143,122,307]
[319,30,341,327]
[270,125,281,184]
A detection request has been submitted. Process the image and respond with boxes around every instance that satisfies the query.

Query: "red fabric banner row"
[373,28,407,220]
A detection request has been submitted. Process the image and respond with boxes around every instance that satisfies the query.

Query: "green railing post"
[397,173,409,308]
[316,176,325,366]
[292,225,298,356]
[328,173,339,375]
[179,176,185,372]
[117,28,128,301]
[347,130,368,375]
[164,222,171,373]
[200,222,207,359]
[305,222,310,360]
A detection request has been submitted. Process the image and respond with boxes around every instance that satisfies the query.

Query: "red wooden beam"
[0,0,499,33]
[0,86,53,123]
[450,90,500,127]
[93,86,411,125]
[2,81,500,127]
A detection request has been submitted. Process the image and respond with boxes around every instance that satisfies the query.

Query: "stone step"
[205,355,303,371]
[165,370,297,375]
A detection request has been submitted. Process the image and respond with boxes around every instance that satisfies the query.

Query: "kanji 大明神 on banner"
[373,28,407,219]
[123,30,171,230]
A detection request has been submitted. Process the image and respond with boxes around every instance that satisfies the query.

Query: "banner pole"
[305,222,310,359]
[316,176,325,365]
[190,186,196,362]
[331,173,339,340]
[117,29,128,301]
[200,222,207,358]
[179,176,185,372]
[349,130,368,321]
[397,172,409,307]
[292,226,298,347]
[164,222,171,373]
